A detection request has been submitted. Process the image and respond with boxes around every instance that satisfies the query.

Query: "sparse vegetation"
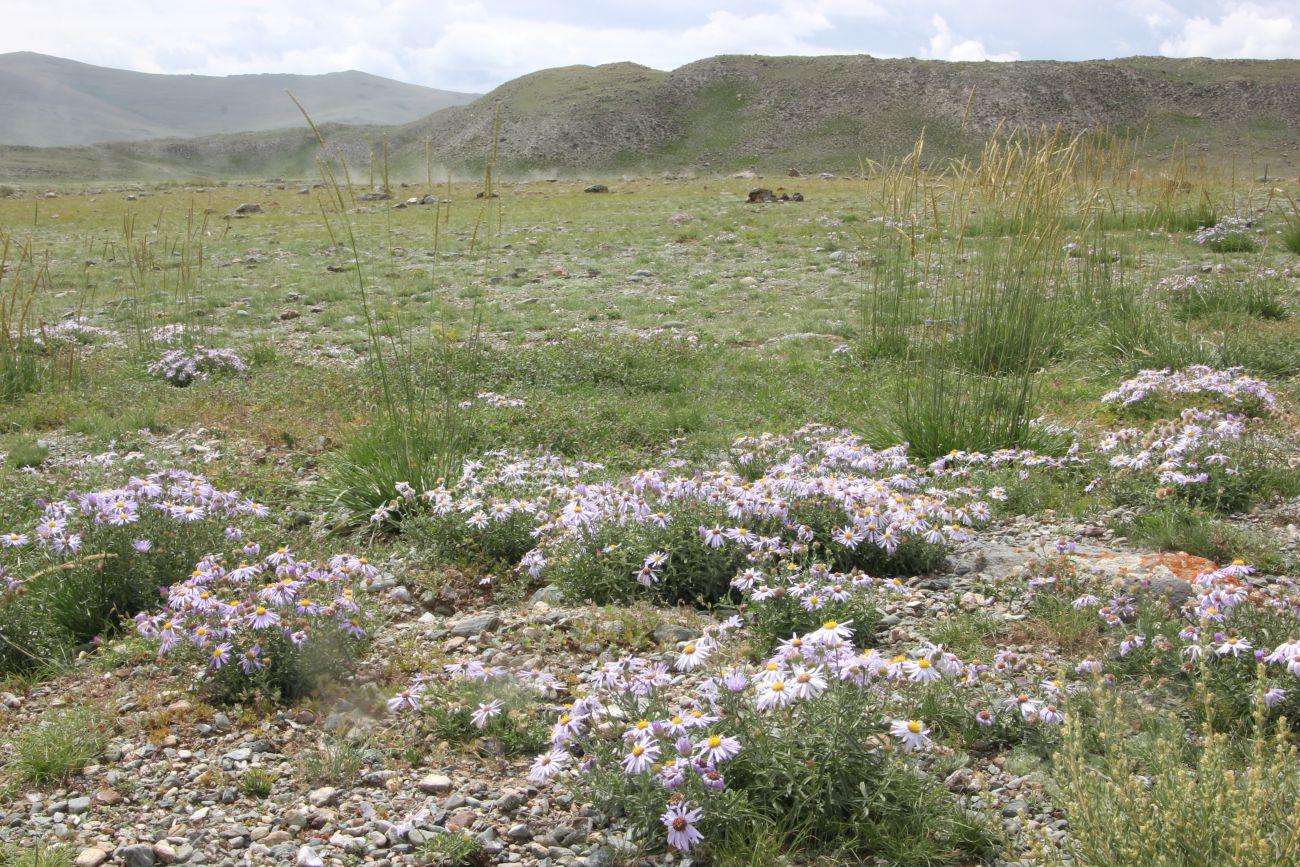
[0,112,1298,866]
[3,705,109,789]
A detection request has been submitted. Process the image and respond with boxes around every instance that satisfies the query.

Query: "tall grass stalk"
[0,234,81,400]
[292,95,486,526]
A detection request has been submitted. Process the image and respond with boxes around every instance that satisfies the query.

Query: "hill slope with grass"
[0,52,478,147]
[3,54,1300,181]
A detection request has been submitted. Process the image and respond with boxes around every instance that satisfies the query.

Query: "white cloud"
[1159,3,1298,58]
[923,14,1019,62]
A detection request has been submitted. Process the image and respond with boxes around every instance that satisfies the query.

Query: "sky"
[3,0,1298,93]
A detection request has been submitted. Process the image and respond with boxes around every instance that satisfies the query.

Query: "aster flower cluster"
[147,347,248,386]
[458,391,527,409]
[387,657,565,751]
[0,465,276,674]
[1,468,267,575]
[521,613,1069,857]
[30,317,119,348]
[412,425,998,601]
[1101,366,1276,411]
[1034,553,1300,723]
[1093,407,1250,488]
[150,323,193,346]
[135,548,373,699]
[1193,217,1257,251]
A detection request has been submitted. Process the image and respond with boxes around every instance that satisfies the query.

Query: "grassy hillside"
[0,52,478,147]
[3,54,1300,182]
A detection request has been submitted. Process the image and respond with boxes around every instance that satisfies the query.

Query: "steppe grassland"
[3,132,1300,865]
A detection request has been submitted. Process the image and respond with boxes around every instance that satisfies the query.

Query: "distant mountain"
[0,52,479,146]
[3,54,1299,181]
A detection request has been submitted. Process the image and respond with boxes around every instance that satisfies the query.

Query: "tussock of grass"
[3,705,110,789]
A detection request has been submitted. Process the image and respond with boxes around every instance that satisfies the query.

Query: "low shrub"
[0,468,263,674]
[136,549,373,703]
[1053,681,1300,866]
[1194,217,1260,253]
[147,347,247,386]
[526,624,999,865]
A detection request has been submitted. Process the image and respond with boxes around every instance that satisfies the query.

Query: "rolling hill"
[3,54,1299,181]
[0,52,478,147]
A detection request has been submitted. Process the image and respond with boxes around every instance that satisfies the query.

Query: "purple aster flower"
[662,802,704,853]
[694,734,741,764]
[209,642,233,669]
[471,699,503,730]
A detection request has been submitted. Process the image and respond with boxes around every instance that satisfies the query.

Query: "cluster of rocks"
[746,188,803,203]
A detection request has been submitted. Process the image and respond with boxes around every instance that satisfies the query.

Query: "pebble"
[74,849,110,867]
[417,773,453,795]
[116,844,156,867]
[307,786,340,808]
[450,612,501,637]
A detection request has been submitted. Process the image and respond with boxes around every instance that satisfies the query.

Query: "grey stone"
[507,823,533,841]
[295,846,324,867]
[67,796,91,815]
[74,850,110,867]
[417,773,453,795]
[307,786,340,807]
[450,613,500,638]
[116,845,156,867]
[232,203,261,215]
[652,624,700,645]
[529,585,564,606]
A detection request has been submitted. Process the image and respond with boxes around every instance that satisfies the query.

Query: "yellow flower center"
[907,720,921,734]
[708,736,721,748]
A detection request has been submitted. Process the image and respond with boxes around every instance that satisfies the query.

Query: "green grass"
[3,439,47,469]
[1118,505,1292,574]
[0,843,74,867]
[2,705,110,790]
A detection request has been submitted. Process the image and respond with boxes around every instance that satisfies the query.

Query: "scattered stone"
[115,845,155,867]
[232,203,261,215]
[653,624,701,645]
[418,773,454,794]
[945,767,976,793]
[447,808,478,832]
[583,184,609,193]
[295,846,324,867]
[451,612,501,638]
[279,309,300,321]
[307,786,340,807]
[74,849,110,867]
